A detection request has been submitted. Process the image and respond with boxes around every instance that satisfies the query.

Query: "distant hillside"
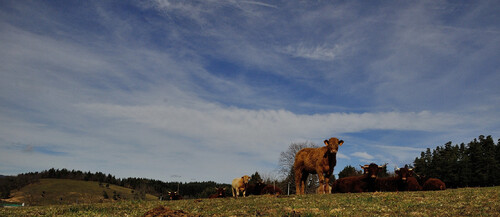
[4,179,158,206]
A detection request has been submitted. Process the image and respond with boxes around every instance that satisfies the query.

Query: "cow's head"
[324,137,344,154]
[395,166,413,182]
[168,191,178,200]
[361,163,385,179]
[215,187,226,196]
[242,175,251,185]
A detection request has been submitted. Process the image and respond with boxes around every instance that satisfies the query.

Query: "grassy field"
[1,186,499,216]
[2,179,157,206]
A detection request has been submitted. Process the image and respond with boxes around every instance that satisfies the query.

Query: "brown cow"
[332,163,384,193]
[232,175,250,198]
[261,185,283,195]
[245,180,266,196]
[423,178,446,191]
[395,166,421,191]
[168,191,182,200]
[376,166,421,192]
[209,187,226,199]
[416,175,446,191]
[294,137,344,194]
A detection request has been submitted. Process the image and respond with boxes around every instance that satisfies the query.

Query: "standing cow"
[294,137,344,194]
[232,175,251,198]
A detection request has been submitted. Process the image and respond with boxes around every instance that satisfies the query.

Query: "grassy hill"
[2,179,157,206]
[2,186,499,216]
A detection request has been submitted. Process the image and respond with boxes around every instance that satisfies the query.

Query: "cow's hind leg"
[295,169,302,195]
[300,172,308,195]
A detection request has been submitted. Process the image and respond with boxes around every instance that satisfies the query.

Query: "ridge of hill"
[4,178,157,205]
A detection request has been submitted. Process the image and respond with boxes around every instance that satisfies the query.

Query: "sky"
[1,0,499,184]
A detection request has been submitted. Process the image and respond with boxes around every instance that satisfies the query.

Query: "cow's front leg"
[317,171,325,194]
[324,177,330,193]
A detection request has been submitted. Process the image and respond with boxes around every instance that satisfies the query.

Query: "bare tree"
[278,141,319,194]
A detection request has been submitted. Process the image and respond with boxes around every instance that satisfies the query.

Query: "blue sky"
[1,0,499,183]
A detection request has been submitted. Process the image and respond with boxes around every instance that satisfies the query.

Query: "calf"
[294,137,344,194]
[209,187,226,199]
[332,163,384,193]
[168,191,182,200]
[232,175,250,198]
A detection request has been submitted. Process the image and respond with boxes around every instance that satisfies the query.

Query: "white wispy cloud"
[351,152,374,160]
[283,43,344,61]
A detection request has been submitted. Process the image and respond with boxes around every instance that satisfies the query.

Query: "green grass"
[2,186,499,216]
[3,179,157,206]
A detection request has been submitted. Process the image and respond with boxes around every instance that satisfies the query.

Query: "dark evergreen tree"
[414,135,499,188]
[338,165,362,179]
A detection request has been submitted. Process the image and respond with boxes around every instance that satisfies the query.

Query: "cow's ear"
[339,140,344,146]
[324,140,329,146]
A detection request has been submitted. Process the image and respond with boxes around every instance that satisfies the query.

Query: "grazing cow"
[261,185,283,195]
[294,137,344,194]
[332,163,384,193]
[209,187,226,199]
[232,175,251,198]
[168,191,182,200]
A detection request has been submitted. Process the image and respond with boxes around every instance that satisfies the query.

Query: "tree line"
[2,135,498,199]
[413,135,500,188]
[0,168,229,199]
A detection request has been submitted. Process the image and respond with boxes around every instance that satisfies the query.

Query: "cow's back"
[232,178,241,189]
[423,178,446,190]
[294,147,325,171]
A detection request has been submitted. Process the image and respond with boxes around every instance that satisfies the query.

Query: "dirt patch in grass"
[142,206,199,217]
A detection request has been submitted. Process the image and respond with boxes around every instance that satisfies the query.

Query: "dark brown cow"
[261,185,283,195]
[168,191,182,200]
[332,163,384,193]
[423,178,446,191]
[376,166,421,192]
[245,181,267,196]
[416,175,446,191]
[395,166,421,191]
[209,187,226,199]
[294,137,344,194]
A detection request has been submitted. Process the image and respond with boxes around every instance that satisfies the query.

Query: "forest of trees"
[0,168,230,199]
[413,135,500,188]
